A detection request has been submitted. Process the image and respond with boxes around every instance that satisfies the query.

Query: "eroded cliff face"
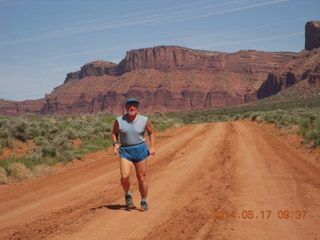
[0,99,45,115]
[0,46,298,115]
[257,46,320,99]
[1,21,319,115]
[65,60,118,82]
[38,47,295,114]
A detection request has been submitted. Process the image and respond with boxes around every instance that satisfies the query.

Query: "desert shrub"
[27,152,44,166]
[31,165,54,178]
[26,153,55,168]
[306,129,318,141]
[0,128,10,139]
[74,128,89,139]
[300,119,311,129]
[250,112,265,122]
[233,114,242,120]
[9,162,33,181]
[40,143,57,157]
[26,124,43,139]
[34,136,47,146]
[312,138,320,148]
[0,137,13,149]
[91,121,112,139]
[0,118,8,128]
[58,150,74,162]
[37,121,51,136]
[47,126,59,140]
[72,119,88,131]
[0,167,8,184]
[52,135,70,148]
[304,120,320,147]
[147,112,178,131]
[72,149,83,160]
[97,131,111,139]
[64,128,76,140]
[12,119,29,142]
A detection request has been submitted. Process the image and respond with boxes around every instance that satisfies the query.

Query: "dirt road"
[0,120,319,240]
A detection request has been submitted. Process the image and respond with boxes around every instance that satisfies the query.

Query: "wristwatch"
[113,141,118,146]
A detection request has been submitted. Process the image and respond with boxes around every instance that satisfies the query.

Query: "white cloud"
[0,0,288,46]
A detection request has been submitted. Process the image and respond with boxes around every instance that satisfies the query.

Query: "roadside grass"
[156,136,172,139]
[0,95,319,183]
[0,113,115,181]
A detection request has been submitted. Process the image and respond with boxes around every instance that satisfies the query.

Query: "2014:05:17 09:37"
[211,210,308,220]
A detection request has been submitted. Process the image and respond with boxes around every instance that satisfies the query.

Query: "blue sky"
[0,0,319,101]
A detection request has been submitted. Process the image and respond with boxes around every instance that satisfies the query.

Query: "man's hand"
[149,148,156,155]
[113,144,119,155]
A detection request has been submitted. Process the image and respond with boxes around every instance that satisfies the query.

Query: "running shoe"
[140,200,149,211]
[125,195,135,209]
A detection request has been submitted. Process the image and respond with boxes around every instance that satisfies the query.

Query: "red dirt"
[0,140,36,160]
[0,121,319,240]
[69,139,83,147]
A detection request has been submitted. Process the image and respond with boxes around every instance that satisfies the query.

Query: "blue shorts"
[119,141,150,162]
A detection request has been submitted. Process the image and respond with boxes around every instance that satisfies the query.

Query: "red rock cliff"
[38,46,295,114]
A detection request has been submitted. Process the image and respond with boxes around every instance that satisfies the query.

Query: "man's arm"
[112,120,120,155]
[145,119,155,155]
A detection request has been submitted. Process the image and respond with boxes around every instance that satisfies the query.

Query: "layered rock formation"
[0,99,45,115]
[0,21,319,115]
[38,47,295,114]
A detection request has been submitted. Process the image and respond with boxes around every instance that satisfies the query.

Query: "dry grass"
[280,124,300,134]
[0,163,55,184]
[31,165,54,178]
[0,167,8,184]
[10,162,33,181]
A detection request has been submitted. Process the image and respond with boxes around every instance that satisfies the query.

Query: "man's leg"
[120,157,134,193]
[134,159,148,199]
[120,157,135,208]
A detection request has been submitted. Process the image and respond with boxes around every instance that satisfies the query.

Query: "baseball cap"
[125,98,140,104]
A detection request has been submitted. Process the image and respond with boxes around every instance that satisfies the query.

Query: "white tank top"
[116,114,148,146]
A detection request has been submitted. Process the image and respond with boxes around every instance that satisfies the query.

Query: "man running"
[112,98,155,211]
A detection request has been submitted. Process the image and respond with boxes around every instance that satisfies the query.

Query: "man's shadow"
[91,204,138,211]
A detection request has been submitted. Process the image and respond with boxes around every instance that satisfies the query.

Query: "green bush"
[40,143,57,157]
[64,128,76,140]
[26,125,43,139]
[34,136,47,146]
[12,119,29,141]
[0,137,13,149]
